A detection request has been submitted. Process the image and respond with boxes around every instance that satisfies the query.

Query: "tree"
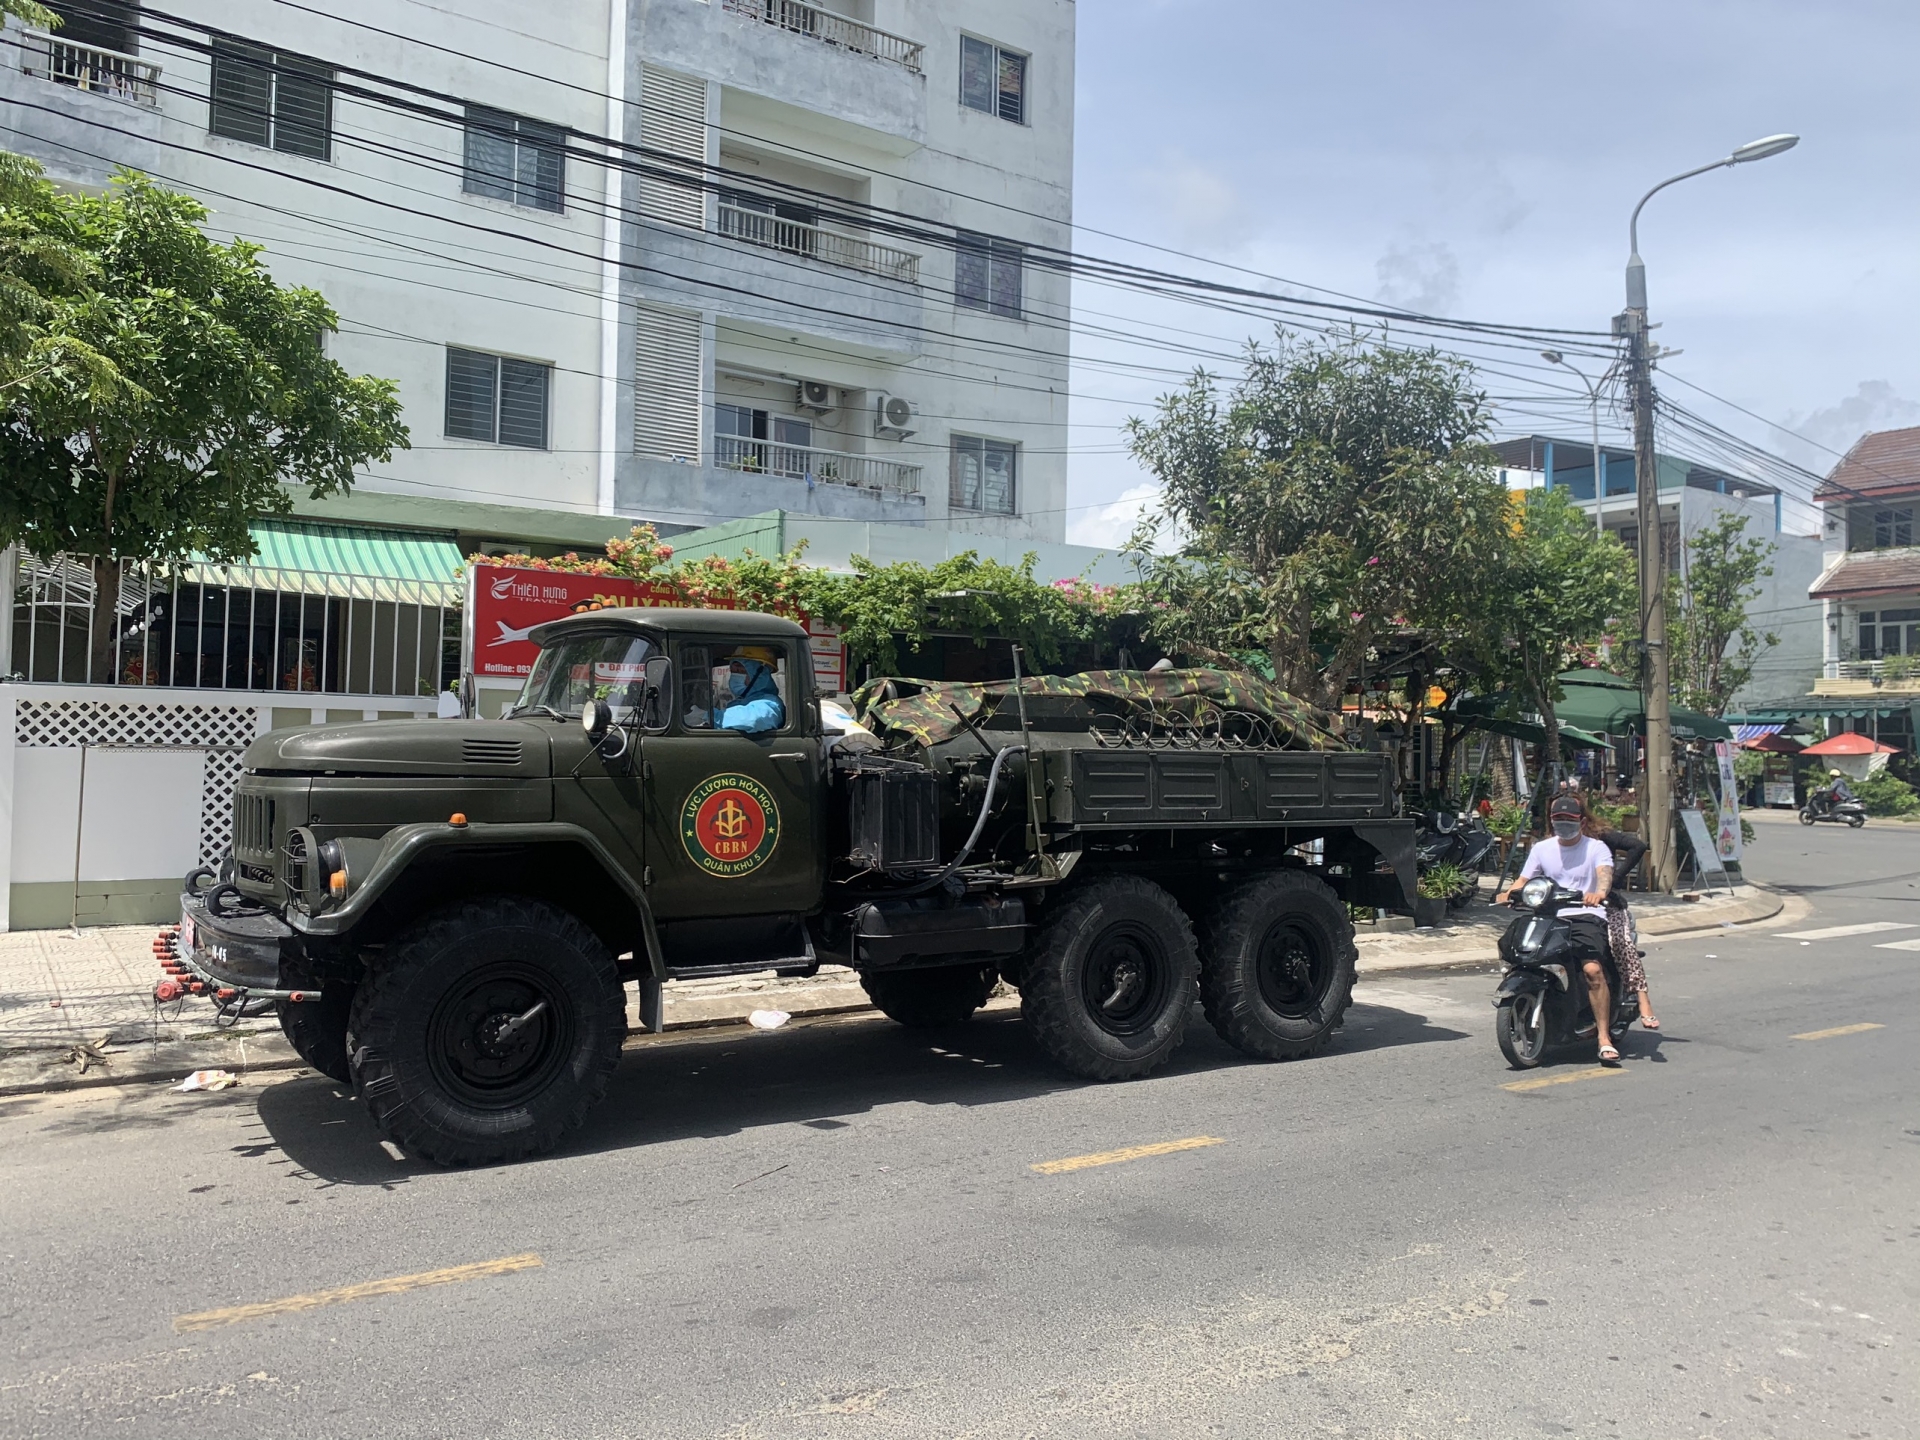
[1475,487,1638,762]
[1124,329,1511,707]
[1671,510,1777,716]
[0,162,409,681]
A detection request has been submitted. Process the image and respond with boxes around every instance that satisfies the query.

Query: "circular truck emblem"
[681,773,781,878]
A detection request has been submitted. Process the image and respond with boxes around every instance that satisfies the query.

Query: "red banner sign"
[464,564,845,693]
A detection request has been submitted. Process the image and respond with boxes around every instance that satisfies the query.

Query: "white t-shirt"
[1517,835,1614,919]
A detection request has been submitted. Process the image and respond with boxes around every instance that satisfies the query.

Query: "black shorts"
[1565,915,1611,967]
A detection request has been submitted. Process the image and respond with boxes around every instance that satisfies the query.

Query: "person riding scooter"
[1808,768,1856,819]
[1498,793,1621,1063]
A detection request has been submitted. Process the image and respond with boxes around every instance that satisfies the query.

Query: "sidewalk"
[0,880,1782,1096]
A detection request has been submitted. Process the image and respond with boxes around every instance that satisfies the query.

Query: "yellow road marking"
[1791,1022,1885,1042]
[1501,1066,1625,1093]
[173,1253,543,1332]
[1031,1135,1224,1175]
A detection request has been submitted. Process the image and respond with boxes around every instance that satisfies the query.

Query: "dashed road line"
[1779,922,1916,941]
[1501,1066,1625,1093]
[173,1254,544,1332]
[1031,1136,1224,1175]
[1790,1023,1886,1042]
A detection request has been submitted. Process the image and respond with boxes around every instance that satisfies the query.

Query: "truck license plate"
[179,910,196,953]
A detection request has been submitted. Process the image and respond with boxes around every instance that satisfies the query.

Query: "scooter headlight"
[1519,877,1554,909]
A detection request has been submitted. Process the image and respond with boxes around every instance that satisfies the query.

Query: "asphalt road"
[1,815,1913,1439]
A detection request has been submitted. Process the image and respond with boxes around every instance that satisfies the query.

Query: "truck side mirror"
[640,656,671,732]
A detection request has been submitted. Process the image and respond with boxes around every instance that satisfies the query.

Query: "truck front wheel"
[1199,870,1356,1061]
[861,963,998,1028]
[346,898,624,1166]
[1020,876,1198,1081]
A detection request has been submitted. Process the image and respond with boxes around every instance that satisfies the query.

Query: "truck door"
[641,633,823,930]
[541,630,661,884]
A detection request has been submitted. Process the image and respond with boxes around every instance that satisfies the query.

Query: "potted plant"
[1415,863,1462,928]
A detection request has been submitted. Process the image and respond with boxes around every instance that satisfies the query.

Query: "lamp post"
[1540,351,1616,537]
[1619,132,1798,892]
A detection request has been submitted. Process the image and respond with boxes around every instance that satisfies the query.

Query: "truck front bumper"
[155,893,311,1006]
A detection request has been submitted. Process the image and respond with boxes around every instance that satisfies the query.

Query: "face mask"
[728,671,748,697]
[1552,819,1582,842]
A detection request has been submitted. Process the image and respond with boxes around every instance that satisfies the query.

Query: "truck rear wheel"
[1199,870,1356,1061]
[346,898,624,1166]
[277,980,355,1084]
[1020,876,1198,1081]
[861,963,998,1028]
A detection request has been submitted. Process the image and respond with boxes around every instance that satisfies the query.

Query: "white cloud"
[1374,240,1461,316]
[1068,483,1163,551]
[1779,381,1920,470]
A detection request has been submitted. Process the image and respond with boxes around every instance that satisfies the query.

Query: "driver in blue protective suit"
[717,646,786,733]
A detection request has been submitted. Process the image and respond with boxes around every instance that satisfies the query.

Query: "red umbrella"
[1799,733,1900,756]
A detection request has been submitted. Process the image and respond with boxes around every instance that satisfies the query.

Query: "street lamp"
[1540,350,1618,537]
[1619,132,1798,892]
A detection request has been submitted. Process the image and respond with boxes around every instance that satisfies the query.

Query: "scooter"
[1415,810,1497,908]
[1492,878,1639,1069]
[1800,788,1867,828]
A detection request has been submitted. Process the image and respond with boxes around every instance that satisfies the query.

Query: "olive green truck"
[158,608,1414,1166]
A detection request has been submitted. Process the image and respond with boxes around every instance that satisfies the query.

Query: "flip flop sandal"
[1598,1044,1622,1066]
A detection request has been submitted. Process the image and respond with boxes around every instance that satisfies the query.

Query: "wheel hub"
[1256,921,1330,1019]
[428,967,570,1109]
[1082,924,1171,1038]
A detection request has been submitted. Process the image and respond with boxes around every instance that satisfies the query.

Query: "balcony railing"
[715,436,922,496]
[716,203,919,285]
[19,31,161,108]
[1827,658,1920,683]
[721,0,924,74]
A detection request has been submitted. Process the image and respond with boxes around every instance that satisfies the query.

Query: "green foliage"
[1671,511,1777,716]
[1,1,58,30]
[1472,488,1638,757]
[1588,795,1637,830]
[1732,748,1766,786]
[1487,800,1531,838]
[1123,329,1510,704]
[1417,861,1468,900]
[1853,768,1920,817]
[482,527,1127,676]
[0,152,119,400]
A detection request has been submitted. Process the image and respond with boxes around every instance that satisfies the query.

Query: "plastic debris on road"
[748,1009,791,1031]
[173,1069,239,1092]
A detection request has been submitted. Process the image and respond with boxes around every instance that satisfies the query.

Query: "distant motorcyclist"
[1827,768,1856,804]
[1498,792,1620,1064]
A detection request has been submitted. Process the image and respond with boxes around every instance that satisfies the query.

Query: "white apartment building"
[0,0,1078,552]
[0,0,1091,929]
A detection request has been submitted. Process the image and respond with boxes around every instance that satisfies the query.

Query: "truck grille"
[234,791,276,860]
[462,738,524,766]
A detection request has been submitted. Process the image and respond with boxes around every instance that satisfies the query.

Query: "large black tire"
[861,963,998,1028]
[346,897,624,1167]
[1020,876,1199,1081]
[1798,808,1815,825]
[276,980,355,1084]
[1199,870,1357,1061]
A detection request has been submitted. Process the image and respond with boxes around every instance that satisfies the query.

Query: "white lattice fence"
[14,699,260,868]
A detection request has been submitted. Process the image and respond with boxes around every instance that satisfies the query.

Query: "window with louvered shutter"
[446,347,549,449]
[633,304,703,461]
[463,106,566,213]
[638,66,708,229]
[960,35,1029,125]
[955,232,1023,319]
[209,40,332,159]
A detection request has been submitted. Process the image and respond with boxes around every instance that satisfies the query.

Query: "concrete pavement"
[0,817,1909,1437]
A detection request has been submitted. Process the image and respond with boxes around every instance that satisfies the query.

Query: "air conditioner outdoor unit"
[874,392,917,438]
[796,379,836,415]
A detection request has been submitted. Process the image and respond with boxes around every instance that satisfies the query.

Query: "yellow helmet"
[726,645,779,667]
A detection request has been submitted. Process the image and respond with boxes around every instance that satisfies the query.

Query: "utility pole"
[1616,133,1797,892]
[1618,300,1676,890]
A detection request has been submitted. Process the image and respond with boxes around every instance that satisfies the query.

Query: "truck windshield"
[511,633,659,719]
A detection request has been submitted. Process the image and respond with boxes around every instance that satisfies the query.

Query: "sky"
[1061,0,1920,549]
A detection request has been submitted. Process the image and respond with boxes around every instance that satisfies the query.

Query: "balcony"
[19,31,160,107]
[716,202,919,285]
[715,436,921,495]
[720,0,923,73]
[1814,657,1920,696]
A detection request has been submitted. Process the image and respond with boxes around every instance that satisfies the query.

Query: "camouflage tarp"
[850,668,1348,752]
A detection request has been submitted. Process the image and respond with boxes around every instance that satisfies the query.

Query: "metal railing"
[19,31,161,107]
[721,0,924,73]
[716,203,919,285]
[7,553,462,695]
[714,437,922,495]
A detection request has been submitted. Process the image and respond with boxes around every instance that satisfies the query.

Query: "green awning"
[1458,683,1734,743]
[190,521,466,604]
[1457,711,1612,754]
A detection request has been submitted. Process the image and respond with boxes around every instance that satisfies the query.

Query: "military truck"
[158,609,1413,1166]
